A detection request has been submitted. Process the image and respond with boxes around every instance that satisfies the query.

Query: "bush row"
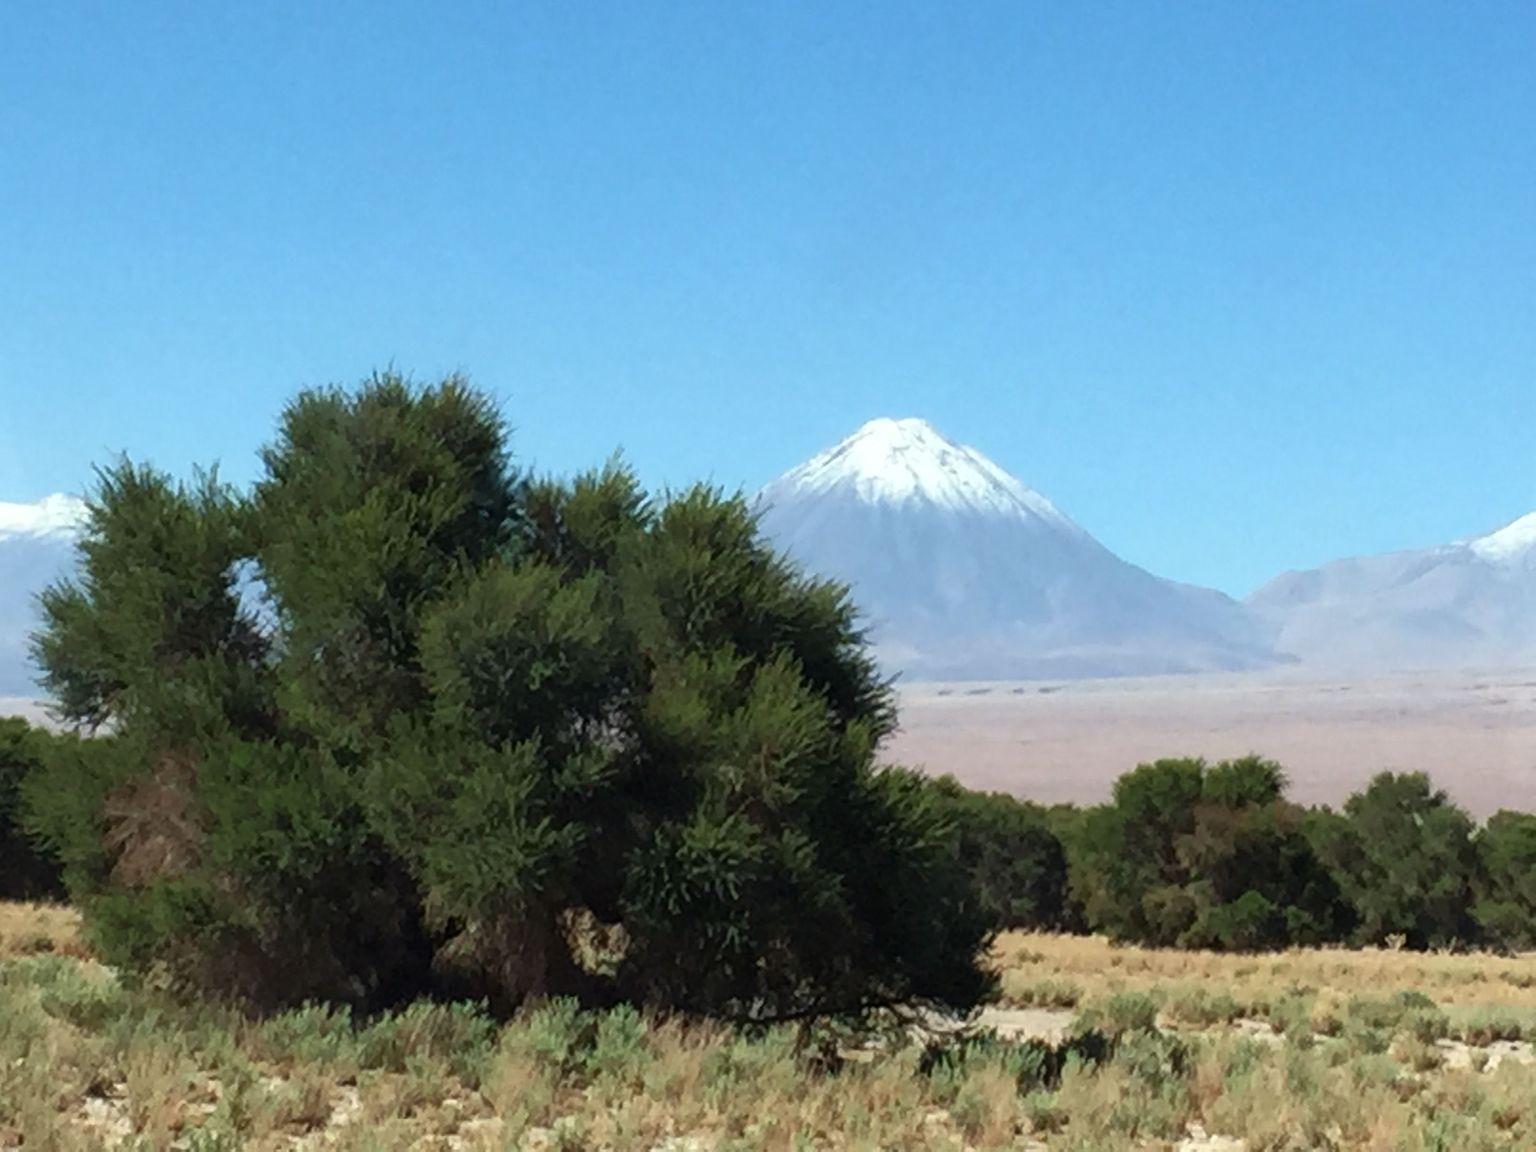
[937,756,1536,953]
[14,725,1526,958]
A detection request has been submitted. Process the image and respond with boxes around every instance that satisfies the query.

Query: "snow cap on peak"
[772,416,1080,526]
[1469,511,1536,564]
[0,494,88,540]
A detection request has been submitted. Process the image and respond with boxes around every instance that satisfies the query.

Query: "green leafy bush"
[0,719,65,900]
[1473,810,1536,950]
[23,372,991,1021]
[1312,772,1482,949]
[928,776,1071,931]
[1066,756,1350,949]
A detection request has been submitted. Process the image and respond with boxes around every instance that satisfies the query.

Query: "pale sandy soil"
[886,667,1536,816]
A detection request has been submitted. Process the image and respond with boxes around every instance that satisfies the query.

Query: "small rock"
[1180,1123,1246,1151]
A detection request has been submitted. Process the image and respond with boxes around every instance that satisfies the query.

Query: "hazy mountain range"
[1,421,1532,693]
[753,418,1535,680]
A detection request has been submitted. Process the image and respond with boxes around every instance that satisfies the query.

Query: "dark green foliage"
[24,372,990,1021]
[1068,756,1350,949]
[0,719,64,899]
[1312,772,1482,950]
[928,777,1070,931]
[1069,758,1205,945]
[1473,810,1536,950]
[1177,799,1354,950]
[31,462,270,738]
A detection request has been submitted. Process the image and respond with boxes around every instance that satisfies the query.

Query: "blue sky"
[2,2,1531,596]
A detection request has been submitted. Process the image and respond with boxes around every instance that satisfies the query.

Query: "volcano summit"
[755,418,1280,681]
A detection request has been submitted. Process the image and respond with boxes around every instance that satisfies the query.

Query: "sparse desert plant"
[1163,983,1242,1028]
[1078,990,1162,1037]
[1457,1008,1527,1047]
[1394,1032,1444,1072]
[1345,989,1438,1034]
[1001,974,1081,1009]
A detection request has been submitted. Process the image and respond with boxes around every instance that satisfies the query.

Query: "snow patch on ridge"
[1469,512,1536,564]
[774,417,1081,527]
[0,494,87,541]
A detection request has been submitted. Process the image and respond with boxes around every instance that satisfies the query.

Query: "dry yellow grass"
[0,900,86,959]
[9,908,1536,1149]
[994,930,1536,1014]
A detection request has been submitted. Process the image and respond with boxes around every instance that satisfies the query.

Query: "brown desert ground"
[886,667,1536,817]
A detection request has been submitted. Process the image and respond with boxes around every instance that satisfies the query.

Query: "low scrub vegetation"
[5,907,1536,1150]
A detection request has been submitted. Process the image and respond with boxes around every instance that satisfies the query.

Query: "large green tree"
[25,373,991,1020]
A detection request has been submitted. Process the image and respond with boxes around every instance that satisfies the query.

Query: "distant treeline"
[933,754,1536,954]
[8,712,1531,957]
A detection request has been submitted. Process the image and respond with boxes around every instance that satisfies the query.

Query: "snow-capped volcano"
[1248,508,1536,669]
[0,494,87,540]
[1468,512,1536,567]
[0,494,86,695]
[756,419,1282,681]
[775,417,1084,526]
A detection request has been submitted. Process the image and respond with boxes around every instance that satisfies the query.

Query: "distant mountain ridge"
[1247,510,1536,670]
[0,495,87,695]
[3,431,1533,693]
[755,418,1281,680]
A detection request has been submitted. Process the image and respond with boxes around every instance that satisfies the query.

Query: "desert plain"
[887,667,1536,817]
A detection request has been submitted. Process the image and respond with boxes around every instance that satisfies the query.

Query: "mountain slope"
[0,496,86,695]
[755,418,1281,680]
[1247,512,1536,669]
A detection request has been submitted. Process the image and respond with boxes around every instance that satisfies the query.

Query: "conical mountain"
[755,418,1281,680]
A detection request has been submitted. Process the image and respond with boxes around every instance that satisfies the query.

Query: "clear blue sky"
[2,2,1531,596]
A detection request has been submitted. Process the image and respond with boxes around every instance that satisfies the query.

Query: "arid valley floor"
[888,668,1536,817]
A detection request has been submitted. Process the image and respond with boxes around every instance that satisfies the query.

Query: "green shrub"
[1068,756,1351,950]
[1474,811,1536,951]
[24,373,992,1022]
[0,719,65,900]
[928,777,1071,932]
[1079,991,1162,1036]
[1312,773,1483,950]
